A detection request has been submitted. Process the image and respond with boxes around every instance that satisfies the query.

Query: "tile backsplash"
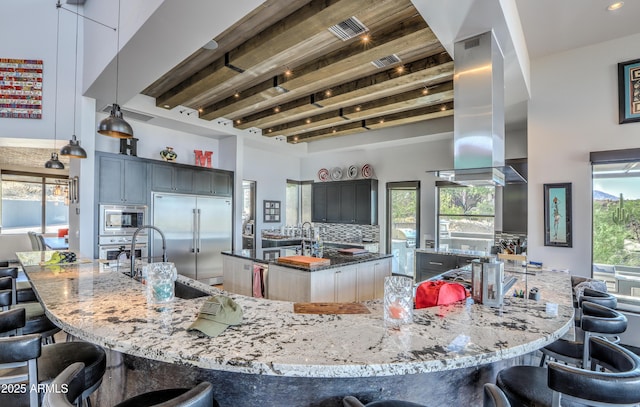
[316,223,379,243]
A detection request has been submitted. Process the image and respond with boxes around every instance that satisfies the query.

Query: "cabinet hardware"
[428,261,443,266]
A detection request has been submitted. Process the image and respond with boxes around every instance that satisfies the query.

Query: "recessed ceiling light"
[607,1,624,11]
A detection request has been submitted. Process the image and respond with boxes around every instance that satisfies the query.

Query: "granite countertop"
[17,251,573,378]
[223,248,392,270]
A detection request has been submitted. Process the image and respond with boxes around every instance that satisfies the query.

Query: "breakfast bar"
[17,251,573,406]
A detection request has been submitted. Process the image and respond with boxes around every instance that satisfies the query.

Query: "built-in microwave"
[99,204,147,235]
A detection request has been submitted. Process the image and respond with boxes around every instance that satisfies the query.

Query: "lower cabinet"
[222,256,253,297]
[267,258,391,302]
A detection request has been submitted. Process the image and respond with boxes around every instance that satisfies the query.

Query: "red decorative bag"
[415,280,468,308]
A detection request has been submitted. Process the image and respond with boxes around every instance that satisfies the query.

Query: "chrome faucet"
[130,225,167,278]
[301,222,313,255]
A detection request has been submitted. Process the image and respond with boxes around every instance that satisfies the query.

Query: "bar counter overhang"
[16,251,574,406]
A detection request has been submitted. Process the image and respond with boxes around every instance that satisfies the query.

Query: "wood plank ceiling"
[142,0,453,144]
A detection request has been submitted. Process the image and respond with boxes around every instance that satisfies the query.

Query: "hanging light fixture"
[45,3,65,170]
[60,1,87,159]
[97,0,133,139]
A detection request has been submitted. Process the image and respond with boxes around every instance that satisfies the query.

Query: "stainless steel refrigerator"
[151,192,232,284]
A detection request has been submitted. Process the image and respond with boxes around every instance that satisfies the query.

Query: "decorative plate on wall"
[318,168,329,182]
[330,167,343,181]
[361,163,373,178]
[347,165,358,179]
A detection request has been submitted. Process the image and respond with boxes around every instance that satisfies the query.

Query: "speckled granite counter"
[223,248,393,270]
[17,251,573,406]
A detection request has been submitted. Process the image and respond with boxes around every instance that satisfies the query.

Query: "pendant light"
[45,3,65,170]
[60,1,87,159]
[97,0,133,139]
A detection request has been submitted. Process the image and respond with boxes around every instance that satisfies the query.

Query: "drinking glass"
[145,262,177,304]
[384,276,413,329]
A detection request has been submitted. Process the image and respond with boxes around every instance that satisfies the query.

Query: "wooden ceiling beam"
[143,0,313,98]
[288,102,454,143]
[157,0,414,110]
[235,55,452,129]
[265,82,452,136]
[200,20,438,120]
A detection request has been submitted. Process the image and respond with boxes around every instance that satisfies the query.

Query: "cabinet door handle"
[428,261,443,266]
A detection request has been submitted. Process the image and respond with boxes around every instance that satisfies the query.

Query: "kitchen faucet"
[301,222,312,255]
[130,225,167,278]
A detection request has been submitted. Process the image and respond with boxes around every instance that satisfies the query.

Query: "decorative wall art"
[0,58,43,119]
[263,200,281,223]
[543,183,572,247]
[618,58,640,124]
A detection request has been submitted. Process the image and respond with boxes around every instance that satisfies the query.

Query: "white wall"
[243,145,301,248]
[527,32,640,275]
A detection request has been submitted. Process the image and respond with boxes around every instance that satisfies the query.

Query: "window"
[386,181,420,276]
[592,157,640,309]
[437,184,495,252]
[1,171,69,234]
[285,180,311,226]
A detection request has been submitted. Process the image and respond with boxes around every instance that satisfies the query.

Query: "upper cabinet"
[96,152,234,205]
[312,179,378,225]
[96,153,147,205]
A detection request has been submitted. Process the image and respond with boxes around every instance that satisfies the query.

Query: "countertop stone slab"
[17,251,573,378]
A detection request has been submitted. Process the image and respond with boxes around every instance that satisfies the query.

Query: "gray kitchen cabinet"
[212,171,233,196]
[150,163,194,193]
[311,179,378,225]
[415,252,458,282]
[96,153,147,204]
[193,170,233,196]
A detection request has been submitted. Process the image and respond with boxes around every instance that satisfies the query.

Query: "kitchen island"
[223,248,393,301]
[17,251,573,406]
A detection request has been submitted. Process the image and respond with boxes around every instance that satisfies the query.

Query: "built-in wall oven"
[98,205,147,260]
[99,204,147,235]
[98,235,148,261]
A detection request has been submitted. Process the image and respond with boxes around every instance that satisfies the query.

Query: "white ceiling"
[515,0,640,59]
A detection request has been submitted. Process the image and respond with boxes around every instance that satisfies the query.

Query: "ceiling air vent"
[101,105,154,122]
[328,16,368,41]
[371,54,401,69]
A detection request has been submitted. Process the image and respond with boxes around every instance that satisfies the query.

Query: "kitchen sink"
[174,281,211,299]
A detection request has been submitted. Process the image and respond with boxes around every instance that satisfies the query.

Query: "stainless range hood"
[430,31,525,186]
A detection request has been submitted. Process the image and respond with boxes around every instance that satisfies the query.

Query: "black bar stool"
[343,396,427,406]
[0,308,106,407]
[112,382,217,407]
[42,362,85,407]
[483,383,511,407]
[496,337,640,407]
[540,301,627,369]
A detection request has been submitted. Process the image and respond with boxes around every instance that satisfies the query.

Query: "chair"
[496,337,640,407]
[0,308,41,407]
[342,396,427,407]
[540,301,627,369]
[0,266,37,304]
[0,308,107,407]
[27,232,44,251]
[41,362,85,407]
[113,381,217,407]
[0,266,60,343]
[483,383,511,407]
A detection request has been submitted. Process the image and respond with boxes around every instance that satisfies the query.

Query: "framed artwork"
[618,58,640,124]
[0,58,43,119]
[543,183,572,247]
[263,200,281,223]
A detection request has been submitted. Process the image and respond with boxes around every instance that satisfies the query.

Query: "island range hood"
[430,31,525,186]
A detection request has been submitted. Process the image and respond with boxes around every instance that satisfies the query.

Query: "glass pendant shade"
[44,152,65,169]
[98,103,133,138]
[60,135,87,158]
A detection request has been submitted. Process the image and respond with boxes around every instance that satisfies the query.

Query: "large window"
[437,184,495,252]
[592,159,640,309]
[286,180,311,226]
[386,181,420,276]
[1,172,69,234]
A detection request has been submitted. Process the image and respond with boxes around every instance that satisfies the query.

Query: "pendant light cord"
[115,0,121,105]
[53,3,60,149]
[73,2,79,135]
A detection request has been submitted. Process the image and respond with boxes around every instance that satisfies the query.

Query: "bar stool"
[0,266,61,343]
[539,301,627,369]
[0,266,37,303]
[113,382,217,407]
[0,308,106,407]
[42,362,85,407]
[483,383,511,407]
[496,337,640,407]
[342,396,427,406]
